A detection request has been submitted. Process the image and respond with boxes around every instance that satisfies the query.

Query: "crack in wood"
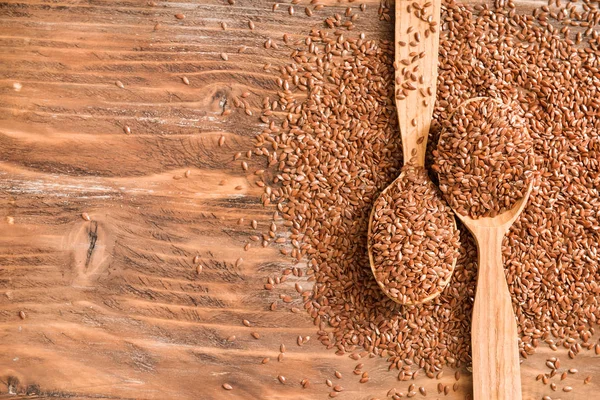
[85,221,99,268]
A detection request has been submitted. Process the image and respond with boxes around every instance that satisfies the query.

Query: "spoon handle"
[395,0,441,166]
[471,229,522,400]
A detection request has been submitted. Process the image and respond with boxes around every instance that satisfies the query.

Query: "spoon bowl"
[367,169,458,306]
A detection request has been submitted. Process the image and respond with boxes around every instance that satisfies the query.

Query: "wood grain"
[0,0,598,399]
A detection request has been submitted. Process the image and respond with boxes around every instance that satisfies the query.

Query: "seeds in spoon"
[433,97,535,219]
[368,165,460,305]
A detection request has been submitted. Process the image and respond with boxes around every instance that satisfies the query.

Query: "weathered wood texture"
[0,0,598,399]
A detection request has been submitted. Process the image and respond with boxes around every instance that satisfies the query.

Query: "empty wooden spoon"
[367,0,460,306]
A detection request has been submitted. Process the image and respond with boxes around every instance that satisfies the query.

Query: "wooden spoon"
[367,0,458,305]
[436,96,532,399]
[452,182,532,400]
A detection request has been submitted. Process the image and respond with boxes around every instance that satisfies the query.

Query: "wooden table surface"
[1,0,598,399]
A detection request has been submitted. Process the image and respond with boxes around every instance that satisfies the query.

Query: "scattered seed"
[238,0,600,379]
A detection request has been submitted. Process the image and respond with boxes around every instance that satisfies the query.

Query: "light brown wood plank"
[0,0,598,399]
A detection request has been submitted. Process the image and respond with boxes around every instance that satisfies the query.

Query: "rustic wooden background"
[0,0,598,399]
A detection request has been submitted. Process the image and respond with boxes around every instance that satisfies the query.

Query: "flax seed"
[239,0,600,380]
[369,165,459,304]
[434,98,535,218]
